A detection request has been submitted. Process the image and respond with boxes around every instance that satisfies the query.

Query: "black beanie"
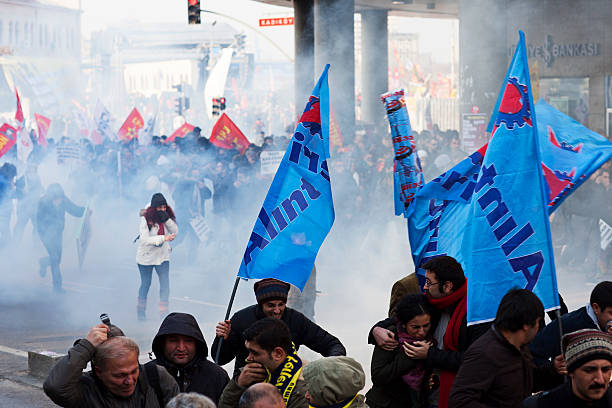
[151,193,167,208]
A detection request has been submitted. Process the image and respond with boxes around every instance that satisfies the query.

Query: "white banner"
[260,150,284,176]
[600,219,612,251]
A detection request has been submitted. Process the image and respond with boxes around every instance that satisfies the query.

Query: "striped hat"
[562,329,612,372]
[254,278,290,304]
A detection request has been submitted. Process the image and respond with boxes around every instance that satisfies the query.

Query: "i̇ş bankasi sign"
[259,17,294,27]
[508,35,601,68]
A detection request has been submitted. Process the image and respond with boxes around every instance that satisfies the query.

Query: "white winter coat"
[136,213,179,266]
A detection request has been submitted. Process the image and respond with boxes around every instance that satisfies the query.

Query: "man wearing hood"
[302,356,368,408]
[212,278,346,377]
[146,312,229,404]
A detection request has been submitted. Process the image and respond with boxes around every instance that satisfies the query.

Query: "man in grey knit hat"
[523,329,612,407]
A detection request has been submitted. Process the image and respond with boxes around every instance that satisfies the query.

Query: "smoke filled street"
[2,0,612,407]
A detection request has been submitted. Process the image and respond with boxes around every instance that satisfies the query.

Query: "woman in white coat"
[136,193,178,320]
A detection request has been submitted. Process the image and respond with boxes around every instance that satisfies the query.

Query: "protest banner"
[209,113,250,154]
[381,89,424,216]
[0,123,17,159]
[189,215,210,243]
[601,219,612,251]
[117,108,144,141]
[461,113,488,151]
[215,65,334,363]
[167,122,195,143]
[462,32,559,324]
[76,205,92,271]
[15,88,24,126]
[260,151,284,176]
[34,113,51,147]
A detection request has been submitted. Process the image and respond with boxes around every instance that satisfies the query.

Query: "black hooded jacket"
[145,313,229,403]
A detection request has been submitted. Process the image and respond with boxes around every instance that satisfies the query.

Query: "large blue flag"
[536,99,612,212]
[406,97,612,320]
[407,101,612,289]
[237,65,334,291]
[463,31,559,324]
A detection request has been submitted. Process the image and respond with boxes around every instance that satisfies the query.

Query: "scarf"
[264,348,303,405]
[426,280,467,408]
[395,320,429,391]
[309,394,358,408]
[144,207,170,236]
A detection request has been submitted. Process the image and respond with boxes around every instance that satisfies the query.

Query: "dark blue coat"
[529,306,598,366]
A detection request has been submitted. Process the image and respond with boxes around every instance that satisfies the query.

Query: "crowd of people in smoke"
[2,107,612,407]
[1,111,611,277]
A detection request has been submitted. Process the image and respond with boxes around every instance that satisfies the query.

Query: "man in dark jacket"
[523,329,612,408]
[449,289,562,408]
[145,312,229,404]
[218,318,308,408]
[44,323,178,407]
[36,183,86,292]
[530,281,612,366]
[213,278,346,376]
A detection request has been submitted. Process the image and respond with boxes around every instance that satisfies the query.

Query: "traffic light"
[219,97,226,111]
[175,98,184,116]
[212,98,220,116]
[188,0,201,24]
[235,33,246,52]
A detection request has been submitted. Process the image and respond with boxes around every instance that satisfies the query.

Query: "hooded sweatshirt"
[302,356,368,408]
[146,313,229,404]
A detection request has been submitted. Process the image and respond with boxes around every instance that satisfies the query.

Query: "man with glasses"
[370,255,489,408]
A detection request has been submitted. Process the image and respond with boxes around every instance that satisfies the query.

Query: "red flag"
[209,113,250,154]
[34,113,50,147]
[0,123,17,159]
[117,108,144,141]
[167,122,195,143]
[15,89,24,126]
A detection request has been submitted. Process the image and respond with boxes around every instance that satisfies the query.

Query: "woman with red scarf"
[366,294,437,408]
[136,193,178,320]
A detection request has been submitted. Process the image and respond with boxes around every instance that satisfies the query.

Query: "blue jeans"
[137,261,169,302]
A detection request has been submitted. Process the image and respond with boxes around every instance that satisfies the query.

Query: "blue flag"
[463,31,559,324]
[407,145,488,277]
[237,65,334,291]
[381,89,424,217]
[407,101,612,293]
[536,100,612,212]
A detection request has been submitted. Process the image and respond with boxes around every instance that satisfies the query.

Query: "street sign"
[259,17,294,27]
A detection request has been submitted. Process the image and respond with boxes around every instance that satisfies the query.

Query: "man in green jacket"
[44,323,178,407]
[218,318,307,408]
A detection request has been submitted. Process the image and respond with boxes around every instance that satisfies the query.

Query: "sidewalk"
[0,349,55,408]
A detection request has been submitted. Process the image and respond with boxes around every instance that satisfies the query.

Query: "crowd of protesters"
[2,107,612,406]
[42,272,612,408]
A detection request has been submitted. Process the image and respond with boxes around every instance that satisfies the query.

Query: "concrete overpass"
[253,0,461,140]
[252,0,612,140]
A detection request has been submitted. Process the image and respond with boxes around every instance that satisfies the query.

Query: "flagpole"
[214,276,241,364]
[555,309,567,382]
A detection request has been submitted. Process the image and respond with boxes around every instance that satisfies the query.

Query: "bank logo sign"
[508,35,601,67]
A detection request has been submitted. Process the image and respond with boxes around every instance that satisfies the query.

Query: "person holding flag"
[212,278,345,377]
[212,64,345,375]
